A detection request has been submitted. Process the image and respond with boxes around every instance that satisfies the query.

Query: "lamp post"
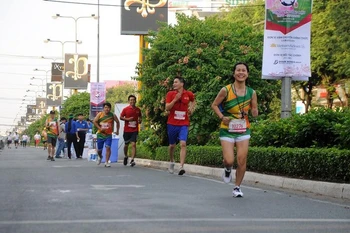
[31,76,46,96]
[26,89,44,98]
[52,14,97,54]
[44,39,82,62]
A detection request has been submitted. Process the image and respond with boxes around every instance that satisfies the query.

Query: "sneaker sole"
[178,170,186,176]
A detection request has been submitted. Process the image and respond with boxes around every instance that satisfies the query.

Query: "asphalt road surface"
[0,146,349,233]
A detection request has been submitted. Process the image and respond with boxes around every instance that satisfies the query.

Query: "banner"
[46,83,63,106]
[262,0,312,81]
[121,0,168,35]
[36,97,47,115]
[90,82,106,119]
[51,62,64,82]
[26,105,37,122]
[64,54,89,89]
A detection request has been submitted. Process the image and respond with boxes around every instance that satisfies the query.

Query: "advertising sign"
[262,0,312,80]
[51,62,64,82]
[90,82,106,118]
[121,0,168,35]
[64,54,89,89]
[46,83,63,106]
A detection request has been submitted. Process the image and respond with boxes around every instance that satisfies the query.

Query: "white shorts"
[219,135,251,143]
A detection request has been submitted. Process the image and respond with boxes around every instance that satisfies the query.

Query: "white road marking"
[56,190,71,193]
[91,185,144,190]
[0,218,349,225]
[53,165,82,168]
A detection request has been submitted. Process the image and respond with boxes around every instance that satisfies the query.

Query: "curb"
[135,158,350,200]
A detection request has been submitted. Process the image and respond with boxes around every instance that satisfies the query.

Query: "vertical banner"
[26,105,37,122]
[64,54,89,89]
[90,82,106,118]
[51,62,64,82]
[36,97,47,115]
[121,0,168,35]
[262,0,312,80]
[46,83,63,106]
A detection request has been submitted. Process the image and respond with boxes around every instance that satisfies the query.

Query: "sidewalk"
[134,158,350,200]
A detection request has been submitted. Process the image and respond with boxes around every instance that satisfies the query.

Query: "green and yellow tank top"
[46,118,58,137]
[96,112,114,139]
[220,84,254,137]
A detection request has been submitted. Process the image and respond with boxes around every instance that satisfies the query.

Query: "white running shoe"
[222,168,232,184]
[232,186,244,197]
[105,162,111,167]
[168,162,175,174]
[97,155,102,165]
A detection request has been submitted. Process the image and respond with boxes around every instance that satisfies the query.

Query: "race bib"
[128,121,137,128]
[174,111,186,120]
[228,119,247,133]
[101,123,110,130]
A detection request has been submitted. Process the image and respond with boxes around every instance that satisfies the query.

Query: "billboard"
[90,82,106,119]
[46,83,63,106]
[262,0,312,81]
[51,62,64,82]
[26,105,37,122]
[64,54,89,89]
[121,0,168,35]
[36,97,47,115]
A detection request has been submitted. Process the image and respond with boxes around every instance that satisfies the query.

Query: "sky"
[0,0,141,135]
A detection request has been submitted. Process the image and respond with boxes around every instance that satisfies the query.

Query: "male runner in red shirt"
[120,95,142,167]
[165,76,195,175]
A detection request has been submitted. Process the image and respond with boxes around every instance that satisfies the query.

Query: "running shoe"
[123,156,128,166]
[232,186,244,197]
[130,159,136,167]
[47,156,51,160]
[97,155,102,165]
[105,162,111,167]
[51,157,55,161]
[168,162,175,174]
[222,168,232,184]
[178,166,186,176]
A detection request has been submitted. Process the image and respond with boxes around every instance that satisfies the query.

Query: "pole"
[75,19,78,54]
[281,76,292,118]
[97,0,100,83]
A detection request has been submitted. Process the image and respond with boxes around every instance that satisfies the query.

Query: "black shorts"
[47,136,57,147]
[123,132,138,144]
[7,140,12,145]
[14,140,19,144]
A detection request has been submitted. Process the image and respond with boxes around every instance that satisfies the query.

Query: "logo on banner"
[65,54,88,81]
[47,83,62,101]
[51,62,64,82]
[124,0,167,17]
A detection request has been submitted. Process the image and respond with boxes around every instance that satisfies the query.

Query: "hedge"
[137,145,350,183]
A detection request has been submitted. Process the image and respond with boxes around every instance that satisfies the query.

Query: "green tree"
[137,12,279,146]
[311,0,350,108]
[106,83,137,108]
[60,92,90,119]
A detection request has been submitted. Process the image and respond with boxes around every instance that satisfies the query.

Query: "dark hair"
[77,113,83,116]
[60,117,67,121]
[174,76,185,86]
[233,62,249,73]
[49,110,55,114]
[103,102,112,108]
[128,95,136,101]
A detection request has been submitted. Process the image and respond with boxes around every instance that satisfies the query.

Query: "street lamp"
[44,39,82,62]
[31,76,46,96]
[26,89,44,98]
[41,56,58,62]
[52,14,97,53]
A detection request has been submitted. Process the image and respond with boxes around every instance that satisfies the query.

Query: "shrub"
[137,145,350,182]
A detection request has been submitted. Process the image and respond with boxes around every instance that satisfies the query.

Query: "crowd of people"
[3,63,258,197]
[4,132,29,149]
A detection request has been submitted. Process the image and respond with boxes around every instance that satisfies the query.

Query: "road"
[0,146,349,233]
